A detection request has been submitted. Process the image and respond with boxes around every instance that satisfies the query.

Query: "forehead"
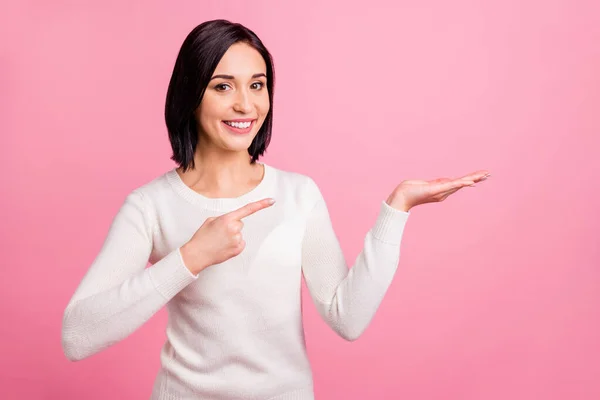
[213,42,266,77]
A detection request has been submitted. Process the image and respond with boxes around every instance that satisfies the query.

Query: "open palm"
[386,170,490,211]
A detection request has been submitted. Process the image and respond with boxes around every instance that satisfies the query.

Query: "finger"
[458,170,489,181]
[428,178,452,185]
[233,233,242,243]
[228,219,243,233]
[439,187,461,200]
[227,198,276,220]
[436,179,473,194]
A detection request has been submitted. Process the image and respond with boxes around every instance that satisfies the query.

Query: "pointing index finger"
[227,198,276,220]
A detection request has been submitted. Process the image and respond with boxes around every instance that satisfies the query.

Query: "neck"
[177,150,261,195]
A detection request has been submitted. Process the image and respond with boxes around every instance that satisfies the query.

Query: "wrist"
[385,195,411,212]
[180,243,205,275]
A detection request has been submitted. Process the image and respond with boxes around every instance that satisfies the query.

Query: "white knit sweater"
[61,163,410,399]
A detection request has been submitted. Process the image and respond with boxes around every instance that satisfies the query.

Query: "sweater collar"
[165,163,275,211]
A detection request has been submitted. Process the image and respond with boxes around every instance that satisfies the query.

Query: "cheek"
[257,95,270,117]
[197,96,225,126]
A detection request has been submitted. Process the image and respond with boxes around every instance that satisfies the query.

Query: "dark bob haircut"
[165,19,275,171]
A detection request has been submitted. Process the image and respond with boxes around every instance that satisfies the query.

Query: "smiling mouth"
[221,119,256,134]
[223,120,254,129]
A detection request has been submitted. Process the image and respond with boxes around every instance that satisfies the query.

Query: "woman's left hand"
[386,170,491,212]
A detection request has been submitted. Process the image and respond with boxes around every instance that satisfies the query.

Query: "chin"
[220,135,257,150]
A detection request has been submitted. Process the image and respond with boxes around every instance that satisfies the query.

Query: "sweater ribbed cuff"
[147,248,198,300]
[370,200,410,244]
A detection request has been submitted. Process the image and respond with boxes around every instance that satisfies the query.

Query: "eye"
[214,83,231,91]
[251,81,265,90]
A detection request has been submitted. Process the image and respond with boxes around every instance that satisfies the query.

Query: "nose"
[233,88,252,114]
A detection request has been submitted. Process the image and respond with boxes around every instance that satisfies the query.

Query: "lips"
[223,118,255,123]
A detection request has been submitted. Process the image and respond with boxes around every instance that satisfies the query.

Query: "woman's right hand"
[180,198,276,275]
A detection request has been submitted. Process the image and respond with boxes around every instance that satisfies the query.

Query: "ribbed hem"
[370,200,410,244]
[152,385,314,400]
[266,386,314,400]
[148,248,199,300]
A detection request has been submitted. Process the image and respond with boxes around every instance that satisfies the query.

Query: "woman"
[61,19,490,399]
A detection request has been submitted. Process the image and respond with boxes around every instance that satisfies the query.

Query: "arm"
[301,178,410,341]
[61,190,198,361]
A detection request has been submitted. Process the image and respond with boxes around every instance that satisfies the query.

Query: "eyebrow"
[210,73,267,81]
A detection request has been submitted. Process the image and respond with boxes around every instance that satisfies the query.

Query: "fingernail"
[268,198,276,204]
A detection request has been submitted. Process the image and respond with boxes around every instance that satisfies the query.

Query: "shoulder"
[119,169,176,224]
[267,163,323,206]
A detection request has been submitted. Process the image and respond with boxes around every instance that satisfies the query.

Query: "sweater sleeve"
[300,178,410,341]
[61,190,198,361]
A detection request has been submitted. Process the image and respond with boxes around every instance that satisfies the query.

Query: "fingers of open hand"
[459,170,490,182]
[433,180,472,201]
[437,187,461,201]
[437,179,473,194]
[429,178,452,185]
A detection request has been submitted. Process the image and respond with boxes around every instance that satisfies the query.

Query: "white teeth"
[224,121,252,128]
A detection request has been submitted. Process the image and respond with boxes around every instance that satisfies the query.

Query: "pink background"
[2,1,599,399]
